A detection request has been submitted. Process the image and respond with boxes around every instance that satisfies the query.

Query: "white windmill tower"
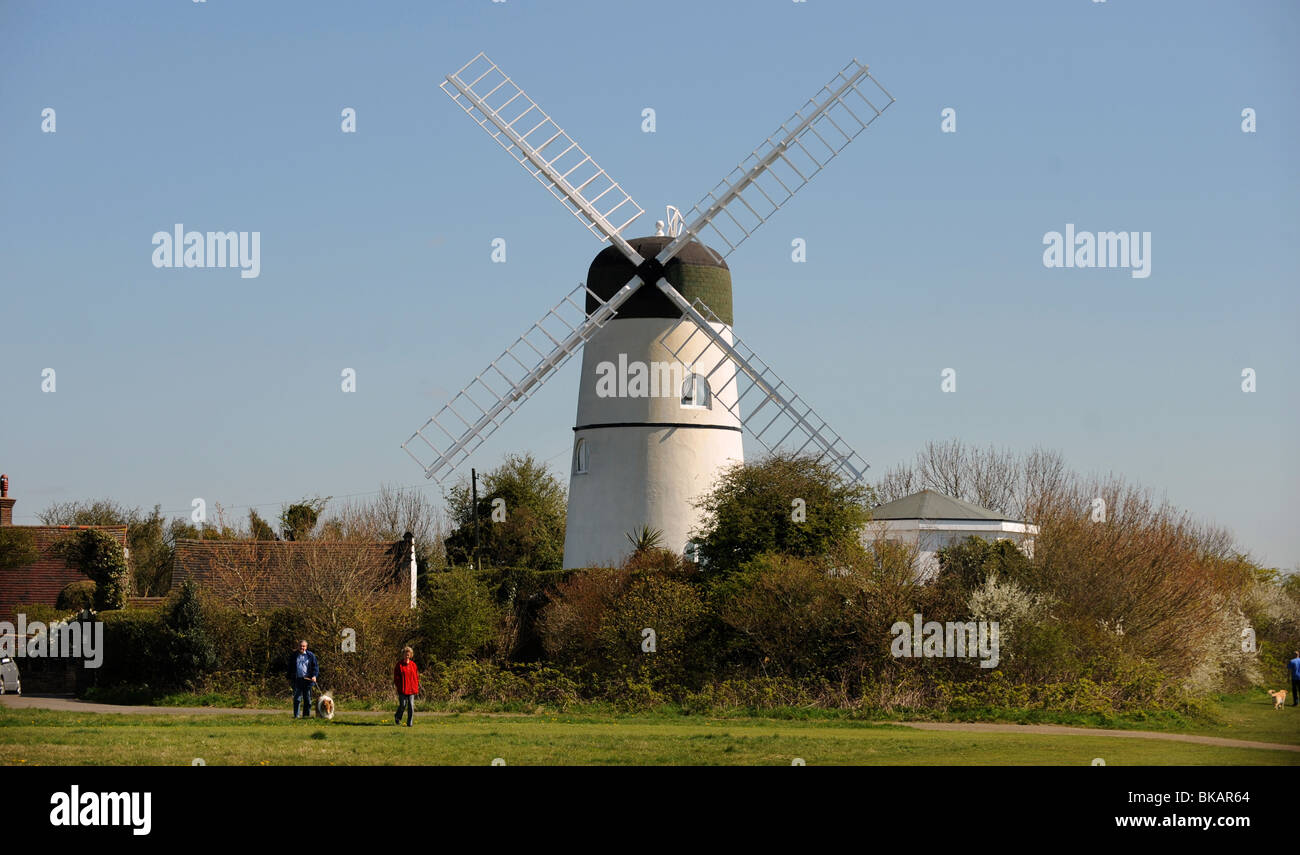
[403,53,893,569]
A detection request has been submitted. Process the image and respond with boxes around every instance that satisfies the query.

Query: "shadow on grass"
[318,719,392,728]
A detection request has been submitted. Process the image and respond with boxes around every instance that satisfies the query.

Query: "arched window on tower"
[573,438,589,475]
[681,373,711,409]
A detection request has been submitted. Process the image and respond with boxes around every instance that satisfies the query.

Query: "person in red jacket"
[393,646,420,726]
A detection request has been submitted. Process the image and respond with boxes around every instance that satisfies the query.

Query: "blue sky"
[1,1,1296,568]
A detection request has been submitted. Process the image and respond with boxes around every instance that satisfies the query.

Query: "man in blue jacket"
[290,639,320,718]
[1289,650,1300,708]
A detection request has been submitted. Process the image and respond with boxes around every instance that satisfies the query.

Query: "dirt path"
[3,695,1295,753]
[0,694,525,718]
[1,695,291,716]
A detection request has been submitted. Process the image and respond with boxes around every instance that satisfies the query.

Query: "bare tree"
[873,464,919,505]
[286,541,407,627]
[201,542,278,619]
[285,541,413,694]
[325,484,446,566]
[1018,446,1068,523]
[875,439,1022,516]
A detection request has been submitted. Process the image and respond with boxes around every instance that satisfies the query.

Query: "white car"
[0,657,20,695]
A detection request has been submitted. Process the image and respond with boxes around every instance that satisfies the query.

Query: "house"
[0,475,129,625]
[862,489,1038,581]
[170,534,417,612]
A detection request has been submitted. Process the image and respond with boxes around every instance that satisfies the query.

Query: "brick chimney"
[0,474,13,527]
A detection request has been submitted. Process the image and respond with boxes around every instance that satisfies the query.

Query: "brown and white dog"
[1268,689,1288,710]
[317,691,335,720]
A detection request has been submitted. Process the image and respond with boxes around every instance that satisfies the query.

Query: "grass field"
[1,693,1296,765]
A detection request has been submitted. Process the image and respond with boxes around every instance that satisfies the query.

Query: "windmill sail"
[656,294,870,485]
[403,283,621,483]
[441,53,645,257]
[655,59,894,266]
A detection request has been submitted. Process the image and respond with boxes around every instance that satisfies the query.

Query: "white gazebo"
[862,490,1038,581]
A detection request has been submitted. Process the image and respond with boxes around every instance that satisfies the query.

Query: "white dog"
[316,691,335,720]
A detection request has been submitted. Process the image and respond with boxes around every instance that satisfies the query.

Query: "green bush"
[711,553,858,678]
[418,568,499,662]
[681,676,851,714]
[56,580,97,612]
[538,569,631,667]
[934,666,1201,717]
[596,572,707,687]
[90,610,169,691]
[475,565,577,661]
[418,660,582,710]
[164,581,217,689]
[13,602,75,627]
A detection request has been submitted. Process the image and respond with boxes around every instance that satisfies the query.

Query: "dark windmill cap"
[585,236,733,326]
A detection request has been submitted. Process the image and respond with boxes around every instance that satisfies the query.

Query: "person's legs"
[404,693,414,726]
[295,680,312,717]
[395,694,404,724]
[1291,678,1299,706]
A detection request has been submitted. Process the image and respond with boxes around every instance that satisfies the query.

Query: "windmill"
[404,52,894,568]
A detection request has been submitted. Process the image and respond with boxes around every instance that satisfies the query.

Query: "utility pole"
[471,467,480,571]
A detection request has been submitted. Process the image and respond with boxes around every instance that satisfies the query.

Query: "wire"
[97,446,575,520]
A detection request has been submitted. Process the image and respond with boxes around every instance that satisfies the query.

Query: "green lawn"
[1158,692,1300,744]
[1,705,1295,765]
[102,686,1300,741]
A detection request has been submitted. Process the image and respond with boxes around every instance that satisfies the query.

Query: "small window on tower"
[573,438,589,475]
[681,373,711,409]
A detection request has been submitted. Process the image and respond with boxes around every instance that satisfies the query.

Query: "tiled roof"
[0,526,129,624]
[170,539,410,612]
[870,490,1015,522]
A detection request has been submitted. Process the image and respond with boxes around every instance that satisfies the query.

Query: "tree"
[444,453,566,571]
[286,541,407,630]
[873,440,1067,524]
[167,515,238,544]
[38,499,134,527]
[202,541,279,619]
[52,528,130,610]
[280,496,330,541]
[693,452,874,577]
[165,581,218,687]
[127,506,171,597]
[249,509,279,541]
[0,528,40,570]
[418,568,498,662]
[321,484,446,570]
[38,499,173,596]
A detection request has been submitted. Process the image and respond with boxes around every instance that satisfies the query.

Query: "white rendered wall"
[563,316,743,569]
[861,519,1039,582]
